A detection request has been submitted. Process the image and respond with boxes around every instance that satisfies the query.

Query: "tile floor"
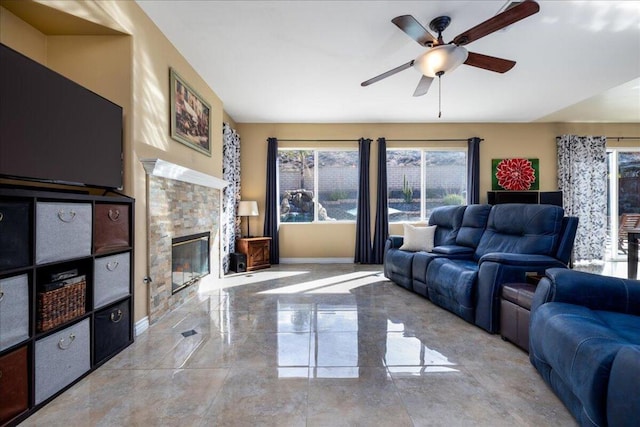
[22,264,579,427]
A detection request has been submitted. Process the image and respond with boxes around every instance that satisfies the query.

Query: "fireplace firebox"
[172,232,210,294]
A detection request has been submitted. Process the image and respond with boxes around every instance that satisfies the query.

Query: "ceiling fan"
[361,0,540,102]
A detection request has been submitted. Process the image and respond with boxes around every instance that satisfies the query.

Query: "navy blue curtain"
[372,137,388,264]
[467,137,481,204]
[354,138,372,263]
[264,137,280,264]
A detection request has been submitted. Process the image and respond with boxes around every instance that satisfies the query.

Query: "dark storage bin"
[35,318,90,405]
[94,299,131,364]
[0,273,30,351]
[36,202,92,264]
[0,346,29,425]
[0,200,30,270]
[94,203,130,254]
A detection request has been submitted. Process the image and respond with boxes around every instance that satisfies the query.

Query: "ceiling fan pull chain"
[438,73,442,118]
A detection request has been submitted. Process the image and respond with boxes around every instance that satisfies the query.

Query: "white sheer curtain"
[557,135,607,262]
[222,123,241,273]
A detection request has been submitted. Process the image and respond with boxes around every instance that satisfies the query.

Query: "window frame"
[278,147,359,224]
[387,146,468,223]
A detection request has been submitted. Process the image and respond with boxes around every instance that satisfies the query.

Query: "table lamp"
[238,201,259,237]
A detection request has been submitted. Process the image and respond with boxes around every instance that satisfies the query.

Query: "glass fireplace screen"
[172,232,210,294]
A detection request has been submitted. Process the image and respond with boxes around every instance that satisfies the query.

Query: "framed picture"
[492,158,540,191]
[170,68,211,156]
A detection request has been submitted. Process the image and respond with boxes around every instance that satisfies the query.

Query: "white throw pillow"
[399,224,436,252]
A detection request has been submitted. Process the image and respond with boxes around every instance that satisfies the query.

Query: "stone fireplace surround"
[142,159,227,324]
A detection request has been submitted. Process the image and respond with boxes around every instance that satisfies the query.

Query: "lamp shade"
[414,44,469,78]
[238,201,259,216]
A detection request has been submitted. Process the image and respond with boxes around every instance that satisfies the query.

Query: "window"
[606,148,640,259]
[387,148,467,222]
[279,149,358,223]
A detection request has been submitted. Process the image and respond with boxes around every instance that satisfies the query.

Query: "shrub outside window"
[388,149,467,222]
[279,149,358,223]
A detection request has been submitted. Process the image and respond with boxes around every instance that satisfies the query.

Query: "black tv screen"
[0,43,123,189]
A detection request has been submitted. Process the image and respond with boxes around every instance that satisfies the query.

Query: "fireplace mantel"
[141,158,228,190]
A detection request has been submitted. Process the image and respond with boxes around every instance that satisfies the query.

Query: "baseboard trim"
[280,257,354,264]
[135,316,149,336]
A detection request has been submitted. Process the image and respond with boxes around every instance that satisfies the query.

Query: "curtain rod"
[276,139,360,142]
[606,136,640,141]
[275,138,482,142]
[385,138,483,142]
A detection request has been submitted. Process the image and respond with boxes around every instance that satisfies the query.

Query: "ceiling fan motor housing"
[429,15,451,42]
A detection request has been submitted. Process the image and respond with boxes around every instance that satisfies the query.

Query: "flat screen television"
[0,43,123,190]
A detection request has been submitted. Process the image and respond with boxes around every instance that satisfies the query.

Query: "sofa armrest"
[474,256,568,333]
[479,253,567,268]
[386,235,404,249]
[532,268,640,315]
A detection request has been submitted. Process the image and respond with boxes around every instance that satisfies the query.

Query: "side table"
[236,237,271,271]
[500,282,537,353]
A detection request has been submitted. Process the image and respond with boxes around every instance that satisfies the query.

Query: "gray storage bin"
[0,274,30,352]
[35,318,90,405]
[36,202,91,264]
[94,252,130,309]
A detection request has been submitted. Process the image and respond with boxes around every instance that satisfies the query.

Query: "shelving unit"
[0,187,135,426]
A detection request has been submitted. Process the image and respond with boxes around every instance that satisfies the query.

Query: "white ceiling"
[136,0,640,123]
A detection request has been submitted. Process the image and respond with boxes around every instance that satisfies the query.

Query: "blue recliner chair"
[530,269,640,427]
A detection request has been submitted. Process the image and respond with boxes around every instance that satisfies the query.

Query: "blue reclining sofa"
[383,203,578,333]
[530,269,640,427]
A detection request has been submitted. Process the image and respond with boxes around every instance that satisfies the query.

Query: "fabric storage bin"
[35,318,90,405]
[94,252,130,309]
[0,200,30,271]
[0,274,30,352]
[94,203,130,254]
[0,345,29,425]
[94,299,131,364]
[36,202,91,264]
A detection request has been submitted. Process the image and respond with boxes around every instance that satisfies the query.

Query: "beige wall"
[0,4,46,63]
[1,1,225,324]
[237,122,640,259]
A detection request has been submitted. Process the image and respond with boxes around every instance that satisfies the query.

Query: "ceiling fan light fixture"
[415,44,469,77]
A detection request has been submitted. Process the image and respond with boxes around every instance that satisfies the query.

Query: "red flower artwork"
[495,158,536,191]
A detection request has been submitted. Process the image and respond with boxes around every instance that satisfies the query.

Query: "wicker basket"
[37,277,86,332]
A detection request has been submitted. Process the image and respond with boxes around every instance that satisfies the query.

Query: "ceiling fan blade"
[392,15,438,46]
[361,60,415,87]
[413,75,434,97]
[452,0,540,46]
[464,52,516,73]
